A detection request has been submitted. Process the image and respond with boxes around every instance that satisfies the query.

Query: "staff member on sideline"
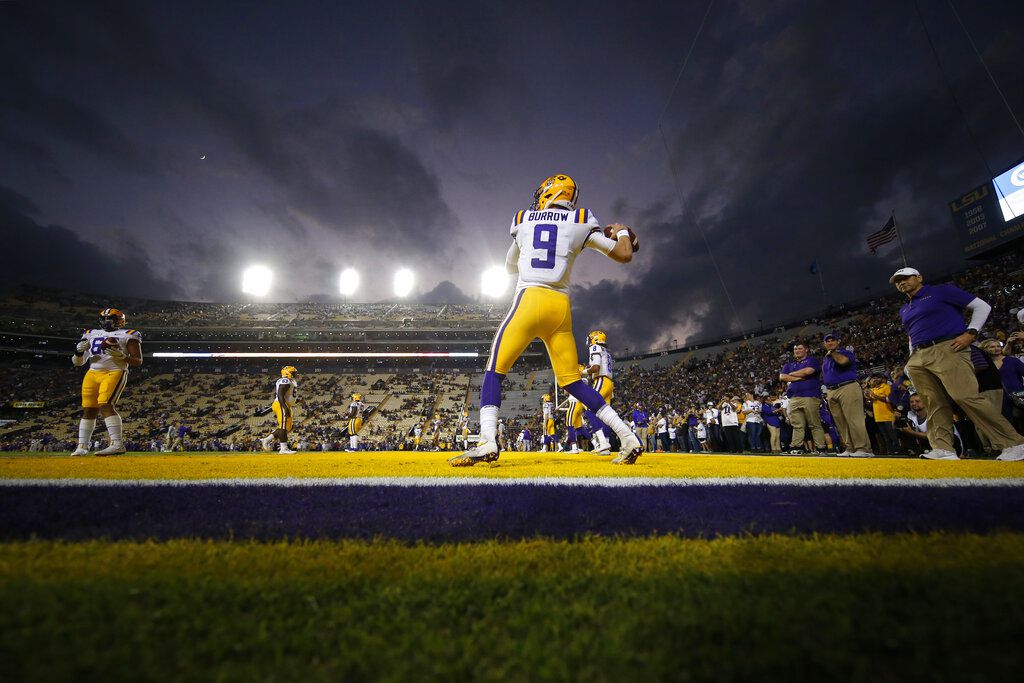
[779,342,826,454]
[891,267,1024,461]
[822,331,873,457]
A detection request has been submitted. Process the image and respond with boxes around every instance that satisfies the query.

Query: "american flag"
[867,216,897,254]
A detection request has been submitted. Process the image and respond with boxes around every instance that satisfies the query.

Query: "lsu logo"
[949,185,990,213]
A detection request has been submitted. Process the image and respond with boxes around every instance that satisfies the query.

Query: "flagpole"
[892,210,908,267]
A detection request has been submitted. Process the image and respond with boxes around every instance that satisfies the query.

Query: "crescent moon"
[200,155,206,160]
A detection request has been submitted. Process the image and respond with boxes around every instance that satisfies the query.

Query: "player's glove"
[106,347,126,360]
[76,340,90,353]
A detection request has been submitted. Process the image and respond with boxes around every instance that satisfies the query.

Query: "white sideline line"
[0,477,1022,488]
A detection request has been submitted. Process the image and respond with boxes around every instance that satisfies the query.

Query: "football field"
[2,451,1023,681]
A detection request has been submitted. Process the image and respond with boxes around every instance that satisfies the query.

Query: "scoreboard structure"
[950,158,1024,258]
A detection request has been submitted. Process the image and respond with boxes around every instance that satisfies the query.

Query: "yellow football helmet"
[352,393,363,401]
[281,366,297,378]
[588,330,607,345]
[542,394,551,402]
[531,174,578,211]
[100,308,126,332]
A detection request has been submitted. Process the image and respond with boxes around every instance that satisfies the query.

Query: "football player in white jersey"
[457,409,471,451]
[261,366,300,454]
[449,173,643,466]
[585,330,616,455]
[431,414,442,449]
[541,394,556,452]
[70,308,143,456]
[346,393,365,451]
[413,423,423,450]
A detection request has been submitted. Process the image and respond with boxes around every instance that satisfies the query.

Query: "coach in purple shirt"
[822,331,872,456]
[892,267,1024,461]
[779,342,826,453]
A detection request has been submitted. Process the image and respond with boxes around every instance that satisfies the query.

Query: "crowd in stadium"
[1,254,1023,457]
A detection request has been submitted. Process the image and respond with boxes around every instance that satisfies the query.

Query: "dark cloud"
[0,186,179,300]
[419,281,473,305]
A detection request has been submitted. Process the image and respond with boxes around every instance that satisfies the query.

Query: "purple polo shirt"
[899,284,974,347]
[998,356,1024,395]
[781,356,823,398]
[822,348,858,386]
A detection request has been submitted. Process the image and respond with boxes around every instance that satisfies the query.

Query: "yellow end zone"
[0,451,1021,480]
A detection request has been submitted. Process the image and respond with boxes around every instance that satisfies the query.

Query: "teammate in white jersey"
[347,393,365,451]
[585,330,616,455]
[261,366,300,454]
[541,394,556,452]
[450,173,643,466]
[457,409,470,450]
[70,308,143,456]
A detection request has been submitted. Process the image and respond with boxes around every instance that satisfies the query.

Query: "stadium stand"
[1,254,1021,453]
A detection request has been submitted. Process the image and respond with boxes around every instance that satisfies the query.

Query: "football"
[604,224,640,252]
[102,337,120,348]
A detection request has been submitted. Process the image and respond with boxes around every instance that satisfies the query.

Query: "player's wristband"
[616,229,630,240]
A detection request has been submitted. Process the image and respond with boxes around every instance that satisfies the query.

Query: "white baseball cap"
[889,267,921,283]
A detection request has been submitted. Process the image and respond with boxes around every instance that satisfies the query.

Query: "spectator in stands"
[761,395,782,453]
[866,373,898,455]
[742,392,763,452]
[891,266,1024,460]
[655,412,670,452]
[980,338,1024,433]
[822,331,872,457]
[779,343,826,454]
[703,402,721,451]
[720,398,741,453]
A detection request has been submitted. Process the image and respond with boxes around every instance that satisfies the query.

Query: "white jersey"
[79,328,142,372]
[414,425,423,437]
[508,207,616,293]
[273,377,298,406]
[348,400,365,418]
[543,401,554,420]
[432,419,441,434]
[589,344,613,379]
[703,407,719,425]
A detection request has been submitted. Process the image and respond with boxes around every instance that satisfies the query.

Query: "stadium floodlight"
[481,266,510,298]
[338,268,360,297]
[241,265,273,297]
[393,268,414,298]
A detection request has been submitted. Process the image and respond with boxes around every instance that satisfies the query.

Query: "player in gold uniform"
[541,394,556,452]
[585,330,616,455]
[70,308,143,456]
[261,366,300,454]
[347,393,365,451]
[449,174,642,466]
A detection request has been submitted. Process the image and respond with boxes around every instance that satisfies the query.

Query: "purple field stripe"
[1,484,1023,541]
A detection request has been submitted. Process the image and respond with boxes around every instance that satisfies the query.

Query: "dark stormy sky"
[2,0,1023,350]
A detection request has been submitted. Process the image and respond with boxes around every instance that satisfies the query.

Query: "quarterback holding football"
[449,173,643,466]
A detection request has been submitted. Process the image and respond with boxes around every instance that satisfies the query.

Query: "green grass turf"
[2,534,1023,682]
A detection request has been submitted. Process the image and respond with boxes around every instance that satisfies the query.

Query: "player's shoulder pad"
[125,329,142,339]
[510,208,529,236]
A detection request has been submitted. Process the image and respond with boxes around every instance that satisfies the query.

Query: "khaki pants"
[826,382,872,453]
[977,389,1005,451]
[905,344,1024,452]
[766,424,781,452]
[788,396,825,448]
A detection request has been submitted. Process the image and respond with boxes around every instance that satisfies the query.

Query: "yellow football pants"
[348,417,363,435]
[568,399,584,429]
[272,400,293,431]
[593,376,614,403]
[488,287,580,387]
[545,417,555,436]
[81,369,127,408]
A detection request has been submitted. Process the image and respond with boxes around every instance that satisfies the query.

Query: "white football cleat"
[70,447,89,457]
[996,443,1024,461]
[95,443,126,457]
[261,435,275,452]
[278,446,297,454]
[448,441,499,467]
[920,449,958,460]
[611,434,644,465]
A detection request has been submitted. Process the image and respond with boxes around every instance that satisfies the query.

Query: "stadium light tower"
[480,265,509,298]
[338,268,360,297]
[393,268,414,298]
[241,265,273,297]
